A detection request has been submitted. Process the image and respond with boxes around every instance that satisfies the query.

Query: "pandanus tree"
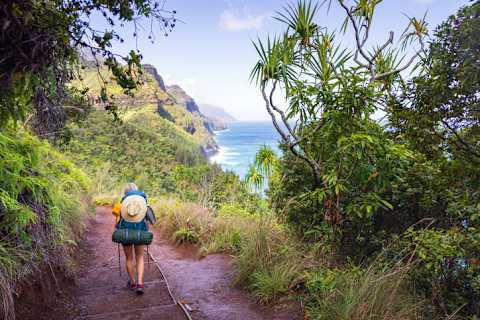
[245,145,278,191]
[250,0,428,239]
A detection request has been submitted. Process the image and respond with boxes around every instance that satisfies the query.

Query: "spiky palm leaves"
[246,145,278,191]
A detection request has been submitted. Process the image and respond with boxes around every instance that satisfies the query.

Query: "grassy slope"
[65,64,225,201]
[0,129,91,318]
[74,65,169,101]
[64,105,206,196]
[73,66,214,147]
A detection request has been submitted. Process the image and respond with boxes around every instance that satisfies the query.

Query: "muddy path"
[72,206,188,320]
[27,206,302,319]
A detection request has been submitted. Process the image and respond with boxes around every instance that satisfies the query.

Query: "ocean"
[209,121,281,178]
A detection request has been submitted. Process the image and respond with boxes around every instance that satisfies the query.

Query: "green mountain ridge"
[77,63,220,156]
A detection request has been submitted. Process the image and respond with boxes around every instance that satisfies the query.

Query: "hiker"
[112,183,152,295]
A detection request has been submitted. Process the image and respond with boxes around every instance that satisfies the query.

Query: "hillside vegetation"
[73,65,217,150]
[0,129,91,318]
[64,105,204,195]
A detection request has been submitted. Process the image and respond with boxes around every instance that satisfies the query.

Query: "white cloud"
[219,9,265,31]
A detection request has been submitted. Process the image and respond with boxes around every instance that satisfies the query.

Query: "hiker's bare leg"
[134,245,145,285]
[123,245,135,283]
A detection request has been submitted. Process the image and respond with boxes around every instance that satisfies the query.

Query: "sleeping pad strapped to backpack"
[112,191,153,245]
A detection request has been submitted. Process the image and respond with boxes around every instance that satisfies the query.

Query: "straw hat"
[120,195,147,223]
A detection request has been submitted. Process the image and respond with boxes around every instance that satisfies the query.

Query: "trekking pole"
[147,246,150,270]
[118,243,121,277]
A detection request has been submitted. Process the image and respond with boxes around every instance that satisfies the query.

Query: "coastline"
[202,126,228,159]
[205,121,280,178]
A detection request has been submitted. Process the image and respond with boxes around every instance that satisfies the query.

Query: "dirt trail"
[72,206,187,320]
[48,206,301,320]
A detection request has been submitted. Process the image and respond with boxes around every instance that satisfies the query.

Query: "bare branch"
[262,83,290,143]
[338,0,423,82]
[338,0,373,65]
[370,31,394,62]
[62,105,86,113]
[441,119,480,159]
[372,44,423,81]
[291,119,324,148]
[268,81,298,140]
[261,84,321,187]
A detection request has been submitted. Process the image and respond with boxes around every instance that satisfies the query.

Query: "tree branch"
[338,0,373,65]
[268,81,298,140]
[441,119,480,159]
[261,84,321,187]
[338,0,424,82]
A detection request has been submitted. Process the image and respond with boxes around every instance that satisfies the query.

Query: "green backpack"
[112,228,153,245]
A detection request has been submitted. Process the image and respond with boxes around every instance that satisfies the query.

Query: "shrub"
[401,227,480,316]
[0,129,91,317]
[252,264,298,304]
[173,227,200,244]
[217,203,253,218]
[153,198,211,241]
[199,214,253,256]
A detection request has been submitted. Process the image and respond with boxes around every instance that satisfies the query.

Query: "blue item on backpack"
[121,190,147,202]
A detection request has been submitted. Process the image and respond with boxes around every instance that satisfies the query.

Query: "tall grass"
[152,197,426,319]
[233,216,303,303]
[153,198,303,302]
[304,261,421,320]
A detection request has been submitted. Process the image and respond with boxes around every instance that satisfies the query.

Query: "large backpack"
[112,192,154,245]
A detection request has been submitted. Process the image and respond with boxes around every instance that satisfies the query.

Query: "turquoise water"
[209,121,281,178]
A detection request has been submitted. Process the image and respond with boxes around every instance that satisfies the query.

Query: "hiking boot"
[127,280,136,291]
[136,284,144,295]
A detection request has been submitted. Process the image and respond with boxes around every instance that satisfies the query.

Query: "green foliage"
[217,203,253,218]
[234,217,302,300]
[64,106,205,195]
[250,0,479,317]
[173,227,200,244]
[250,0,423,245]
[245,165,265,191]
[0,128,90,317]
[0,0,177,131]
[155,198,262,255]
[245,145,279,192]
[304,263,419,320]
[202,224,243,254]
[384,3,480,316]
[251,264,298,304]
[173,163,264,212]
[400,227,480,316]
[390,1,480,162]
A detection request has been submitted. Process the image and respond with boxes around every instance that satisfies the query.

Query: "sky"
[92,0,471,121]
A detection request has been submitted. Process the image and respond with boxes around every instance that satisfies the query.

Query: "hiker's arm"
[112,203,121,224]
